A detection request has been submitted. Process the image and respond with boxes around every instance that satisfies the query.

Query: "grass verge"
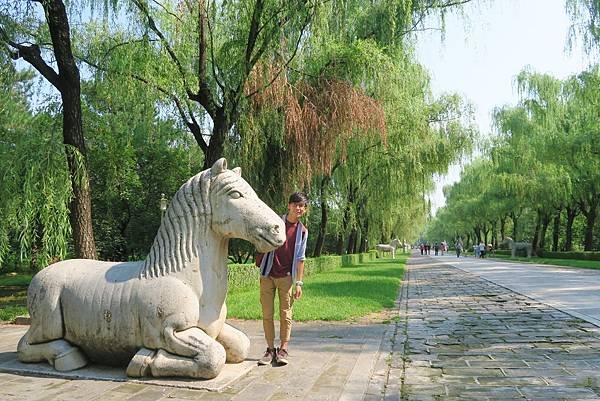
[1,257,407,323]
[489,254,600,270]
[0,274,31,322]
[227,256,406,321]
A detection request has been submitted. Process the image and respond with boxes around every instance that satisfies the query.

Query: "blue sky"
[414,0,594,214]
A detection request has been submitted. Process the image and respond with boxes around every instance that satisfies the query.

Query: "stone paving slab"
[0,353,256,391]
[369,254,600,401]
[432,254,600,327]
[0,318,388,400]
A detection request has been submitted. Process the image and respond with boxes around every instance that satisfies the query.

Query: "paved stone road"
[433,254,600,326]
[3,255,600,400]
[368,254,600,400]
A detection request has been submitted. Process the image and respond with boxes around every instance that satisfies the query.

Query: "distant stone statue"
[17,158,286,380]
[501,236,532,258]
[376,238,401,259]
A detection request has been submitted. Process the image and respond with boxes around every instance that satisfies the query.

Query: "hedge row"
[537,250,600,261]
[227,251,377,291]
[493,249,600,260]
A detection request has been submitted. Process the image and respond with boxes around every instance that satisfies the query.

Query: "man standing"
[256,192,308,366]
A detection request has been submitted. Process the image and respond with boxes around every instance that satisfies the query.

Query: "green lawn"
[0,257,406,323]
[227,256,406,321]
[489,254,600,270]
[0,274,31,322]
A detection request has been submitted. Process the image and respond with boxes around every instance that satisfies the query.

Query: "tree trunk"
[552,209,561,252]
[491,220,498,248]
[539,212,550,251]
[473,227,481,244]
[500,216,506,240]
[336,200,351,255]
[46,0,96,259]
[482,223,489,245]
[335,234,344,255]
[203,110,229,169]
[510,212,519,242]
[347,228,357,254]
[359,219,369,253]
[531,210,542,256]
[581,196,598,251]
[313,175,330,257]
[565,206,578,251]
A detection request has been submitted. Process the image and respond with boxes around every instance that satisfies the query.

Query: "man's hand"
[294,285,302,300]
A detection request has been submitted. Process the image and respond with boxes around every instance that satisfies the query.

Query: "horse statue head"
[500,237,514,247]
[141,157,286,278]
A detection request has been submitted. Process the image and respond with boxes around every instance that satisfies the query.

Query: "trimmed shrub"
[493,249,530,257]
[342,254,360,266]
[537,251,600,261]
[493,249,600,260]
[227,263,259,290]
[227,253,371,291]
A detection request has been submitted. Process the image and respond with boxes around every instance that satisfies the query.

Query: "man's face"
[287,201,307,220]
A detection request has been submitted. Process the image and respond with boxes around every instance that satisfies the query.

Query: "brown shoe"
[275,348,289,365]
[258,348,276,365]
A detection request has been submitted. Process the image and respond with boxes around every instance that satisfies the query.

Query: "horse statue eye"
[229,191,243,199]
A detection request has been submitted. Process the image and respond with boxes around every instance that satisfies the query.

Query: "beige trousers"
[260,275,294,347]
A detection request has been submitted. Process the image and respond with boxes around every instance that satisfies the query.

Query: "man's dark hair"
[288,191,309,205]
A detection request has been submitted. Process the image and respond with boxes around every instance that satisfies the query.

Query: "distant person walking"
[434,242,439,256]
[455,239,463,258]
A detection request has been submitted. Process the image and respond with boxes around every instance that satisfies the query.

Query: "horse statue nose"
[270,223,286,245]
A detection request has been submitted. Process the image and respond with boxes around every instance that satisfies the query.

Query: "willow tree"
[0,0,97,259]
[562,67,600,250]
[516,67,599,251]
[567,0,600,52]
[0,55,73,269]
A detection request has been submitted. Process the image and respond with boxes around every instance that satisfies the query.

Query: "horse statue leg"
[17,331,88,372]
[17,274,88,372]
[216,322,250,363]
[127,326,226,379]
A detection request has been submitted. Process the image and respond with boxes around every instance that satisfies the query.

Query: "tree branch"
[0,26,62,89]
[77,54,208,152]
[131,0,195,100]
[244,5,315,99]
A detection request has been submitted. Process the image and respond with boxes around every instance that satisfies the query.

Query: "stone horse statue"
[501,236,532,258]
[17,158,286,379]
[376,238,401,259]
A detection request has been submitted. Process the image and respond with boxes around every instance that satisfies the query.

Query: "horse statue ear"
[210,158,228,176]
[232,167,242,176]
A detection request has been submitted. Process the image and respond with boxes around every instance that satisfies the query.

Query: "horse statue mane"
[17,158,286,380]
[141,169,211,278]
[502,236,532,258]
[376,238,401,259]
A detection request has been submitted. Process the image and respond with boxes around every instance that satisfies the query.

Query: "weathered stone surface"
[16,158,286,379]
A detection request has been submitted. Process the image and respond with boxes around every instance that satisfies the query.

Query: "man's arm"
[294,260,304,300]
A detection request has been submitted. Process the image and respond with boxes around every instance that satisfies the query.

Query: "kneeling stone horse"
[376,239,401,259]
[501,236,532,258]
[17,158,286,379]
